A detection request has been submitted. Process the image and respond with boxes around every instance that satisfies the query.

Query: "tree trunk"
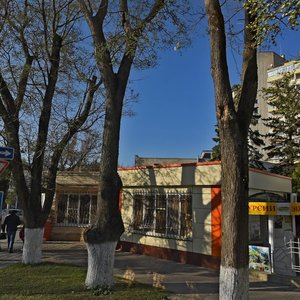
[83,91,125,289]
[22,228,44,264]
[85,241,117,289]
[205,1,257,299]
[219,128,249,299]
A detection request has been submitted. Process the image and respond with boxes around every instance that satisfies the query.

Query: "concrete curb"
[250,270,300,287]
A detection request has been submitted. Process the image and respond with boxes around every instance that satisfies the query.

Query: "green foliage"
[244,0,300,45]
[291,163,300,194]
[0,263,169,300]
[263,72,300,173]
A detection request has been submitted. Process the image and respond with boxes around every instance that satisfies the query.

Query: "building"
[48,163,299,276]
[252,52,300,161]
[134,150,213,166]
[267,59,300,85]
[119,162,298,276]
[134,155,197,166]
[251,52,287,159]
[50,171,99,241]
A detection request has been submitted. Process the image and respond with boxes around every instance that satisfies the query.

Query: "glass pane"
[144,194,155,231]
[79,194,90,224]
[90,195,97,224]
[133,194,143,230]
[155,194,166,234]
[57,194,68,223]
[180,194,192,238]
[167,194,179,235]
[68,194,79,224]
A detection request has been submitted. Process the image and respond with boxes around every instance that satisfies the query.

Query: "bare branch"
[0,71,16,117]
[79,0,114,86]
[204,0,234,121]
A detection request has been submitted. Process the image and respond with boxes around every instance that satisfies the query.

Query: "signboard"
[291,203,300,215]
[0,160,9,175]
[249,245,271,273]
[0,146,14,160]
[249,202,300,216]
[249,202,277,215]
[267,62,300,78]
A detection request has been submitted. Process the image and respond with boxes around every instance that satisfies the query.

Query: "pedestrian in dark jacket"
[1,210,21,253]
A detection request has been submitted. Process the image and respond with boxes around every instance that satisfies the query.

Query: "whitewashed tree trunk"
[219,266,249,300]
[85,241,117,289]
[22,228,44,264]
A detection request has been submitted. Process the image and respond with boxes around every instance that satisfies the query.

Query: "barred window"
[57,193,97,226]
[131,191,192,239]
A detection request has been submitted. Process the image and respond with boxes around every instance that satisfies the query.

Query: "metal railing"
[287,238,300,273]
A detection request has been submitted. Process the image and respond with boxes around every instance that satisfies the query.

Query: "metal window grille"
[287,238,300,273]
[132,190,192,240]
[56,193,97,227]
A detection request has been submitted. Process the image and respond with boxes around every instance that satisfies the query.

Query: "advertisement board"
[249,245,271,273]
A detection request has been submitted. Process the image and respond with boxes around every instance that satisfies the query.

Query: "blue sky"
[118,29,300,167]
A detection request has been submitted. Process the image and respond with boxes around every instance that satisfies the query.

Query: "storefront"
[248,193,300,275]
[49,163,297,276]
[118,162,295,274]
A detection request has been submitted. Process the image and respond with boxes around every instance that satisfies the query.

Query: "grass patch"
[0,263,170,299]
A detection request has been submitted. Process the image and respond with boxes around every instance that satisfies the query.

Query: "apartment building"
[252,52,300,161]
[251,52,286,159]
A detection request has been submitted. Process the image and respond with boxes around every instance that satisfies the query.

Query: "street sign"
[0,146,14,160]
[0,160,9,175]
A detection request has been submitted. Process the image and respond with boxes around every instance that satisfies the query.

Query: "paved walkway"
[1,239,300,299]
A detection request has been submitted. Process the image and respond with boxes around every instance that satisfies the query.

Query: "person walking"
[1,210,21,253]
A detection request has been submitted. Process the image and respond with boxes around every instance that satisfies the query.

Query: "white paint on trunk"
[22,228,44,264]
[219,266,249,300]
[85,241,117,289]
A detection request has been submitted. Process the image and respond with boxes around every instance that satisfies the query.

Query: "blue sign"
[0,191,3,212]
[0,147,14,160]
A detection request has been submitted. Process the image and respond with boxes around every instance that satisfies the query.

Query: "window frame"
[56,192,98,227]
[131,190,192,240]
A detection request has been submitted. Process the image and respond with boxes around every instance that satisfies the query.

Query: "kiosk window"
[249,215,268,245]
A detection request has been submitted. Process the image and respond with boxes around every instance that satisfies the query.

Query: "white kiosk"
[249,193,299,276]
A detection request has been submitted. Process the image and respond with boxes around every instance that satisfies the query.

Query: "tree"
[57,131,102,171]
[78,0,193,289]
[204,1,299,298]
[0,0,102,264]
[212,84,265,169]
[291,163,300,194]
[205,2,258,298]
[233,85,265,169]
[263,72,300,175]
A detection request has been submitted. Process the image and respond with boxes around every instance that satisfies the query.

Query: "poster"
[249,245,271,273]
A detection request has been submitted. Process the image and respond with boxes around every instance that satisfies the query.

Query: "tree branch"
[0,71,16,117]
[117,0,165,89]
[120,0,131,34]
[79,0,115,88]
[42,75,101,215]
[204,0,234,123]
[237,6,258,134]
[15,56,34,112]
[31,33,63,183]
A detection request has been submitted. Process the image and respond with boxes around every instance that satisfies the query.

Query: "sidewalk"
[1,240,300,299]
